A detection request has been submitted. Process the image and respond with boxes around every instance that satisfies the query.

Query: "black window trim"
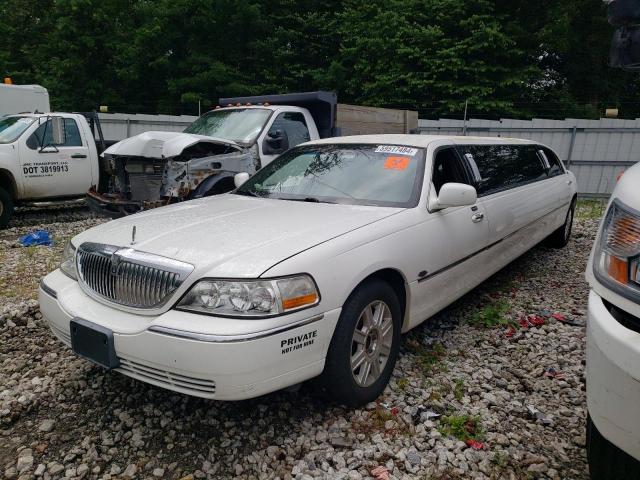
[430,145,476,197]
[455,143,566,198]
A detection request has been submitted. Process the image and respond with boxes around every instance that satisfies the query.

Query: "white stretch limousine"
[40,135,577,405]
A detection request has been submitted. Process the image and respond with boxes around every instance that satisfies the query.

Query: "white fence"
[418,117,640,197]
[94,113,638,197]
[97,113,198,141]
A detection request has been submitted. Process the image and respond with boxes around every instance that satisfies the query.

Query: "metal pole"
[198,100,201,117]
[462,100,469,136]
[566,126,577,168]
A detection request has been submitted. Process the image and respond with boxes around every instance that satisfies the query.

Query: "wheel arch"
[0,169,17,198]
[350,268,410,331]
[189,171,237,199]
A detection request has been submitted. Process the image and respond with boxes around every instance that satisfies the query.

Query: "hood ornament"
[131,226,137,245]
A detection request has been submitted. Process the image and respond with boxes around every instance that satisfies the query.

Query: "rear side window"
[460,144,548,196]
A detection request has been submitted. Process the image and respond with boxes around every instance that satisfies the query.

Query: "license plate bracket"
[70,318,120,370]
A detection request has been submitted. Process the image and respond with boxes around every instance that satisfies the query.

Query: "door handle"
[71,154,87,159]
[471,212,484,223]
[566,180,573,185]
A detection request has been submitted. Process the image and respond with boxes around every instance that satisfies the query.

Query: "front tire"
[587,414,640,479]
[319,279,402,407]
[0,187,14,229]
[545,198,576,248]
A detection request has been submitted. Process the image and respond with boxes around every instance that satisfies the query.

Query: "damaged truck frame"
[87,91,418,216]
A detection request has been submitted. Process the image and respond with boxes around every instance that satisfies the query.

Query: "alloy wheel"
[350,300,394,387]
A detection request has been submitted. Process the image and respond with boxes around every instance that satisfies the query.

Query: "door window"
[460,145,547,196]
[539,147,564,177]
[268,112,311,148]
[432,147,471,195]
[26,118,83,150]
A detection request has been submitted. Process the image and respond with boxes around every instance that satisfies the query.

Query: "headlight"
[594,199,640,301]
[177,274,320,317]
[60,241,78,280]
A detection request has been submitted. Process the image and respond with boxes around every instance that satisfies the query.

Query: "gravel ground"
[0,202,603,480]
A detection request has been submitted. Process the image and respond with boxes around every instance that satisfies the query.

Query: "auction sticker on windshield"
[375,145,418,156]
[384,156,410,170]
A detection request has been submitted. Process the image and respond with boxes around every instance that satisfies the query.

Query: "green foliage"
[453,378,465,402]
[576,199,606,220]
[439,415,483,442]
[406,340,446,375]
[471,300,511,328]
[0,0,635,117]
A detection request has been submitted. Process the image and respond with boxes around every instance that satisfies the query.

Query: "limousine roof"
[306,134,539,148]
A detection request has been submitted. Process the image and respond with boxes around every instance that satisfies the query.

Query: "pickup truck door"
[258,109,317,167]
[17,116,93,198]
[407,146,491,328]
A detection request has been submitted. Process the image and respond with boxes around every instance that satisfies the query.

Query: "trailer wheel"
[0,187,14,229]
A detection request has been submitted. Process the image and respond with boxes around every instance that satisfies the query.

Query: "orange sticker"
[384,156,410,170]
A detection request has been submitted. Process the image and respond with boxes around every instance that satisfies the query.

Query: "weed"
[352,401,410,437]
[406,341,446,375]
[576,199,606,220]
[491,451,508,468]
[439,415,483,442]
[396,377,409,391]
[471,299,511,328]
[453,378,465,402]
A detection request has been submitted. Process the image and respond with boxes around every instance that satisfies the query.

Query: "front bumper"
[39,269,340,400]
[86,187,166,218]
[587,289,640,460]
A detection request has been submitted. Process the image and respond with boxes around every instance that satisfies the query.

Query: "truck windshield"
[235,144,425,207]
[184,108,272,144]
[0,116,35,144]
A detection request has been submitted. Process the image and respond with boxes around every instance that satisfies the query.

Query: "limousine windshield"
[235,144,426,207]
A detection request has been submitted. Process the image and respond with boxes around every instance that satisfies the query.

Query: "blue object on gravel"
[19,230,53,247]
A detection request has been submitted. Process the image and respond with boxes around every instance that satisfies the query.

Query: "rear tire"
[0,187,14,229]
[545,198,576,248]
[587,414,640,479]
[318,279,402,407]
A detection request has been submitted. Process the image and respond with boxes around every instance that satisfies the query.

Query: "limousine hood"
[72,195,401,278]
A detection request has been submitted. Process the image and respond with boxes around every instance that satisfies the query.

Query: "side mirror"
[50,117,65,145]
[263,129,289,155]
[234,172,250,188]
[431,183,477,210]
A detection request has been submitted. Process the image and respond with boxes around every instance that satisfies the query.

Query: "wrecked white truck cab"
[87,92,419,216]
[87,93,326,216]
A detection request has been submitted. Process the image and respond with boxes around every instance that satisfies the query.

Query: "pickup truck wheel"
[587,414,640,479]
[545,199,576,248]
[319,279,401,407]
[0,187,14,229]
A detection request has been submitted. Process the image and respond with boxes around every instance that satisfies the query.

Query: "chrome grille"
[76,243,193,309]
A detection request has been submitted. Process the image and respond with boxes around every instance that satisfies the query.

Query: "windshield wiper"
[285,197,335,204]
[234,190,260,197]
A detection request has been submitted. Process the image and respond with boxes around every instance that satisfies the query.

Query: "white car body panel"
[0,113,99,200]
[586,162,640,461]
[40,134,577,400]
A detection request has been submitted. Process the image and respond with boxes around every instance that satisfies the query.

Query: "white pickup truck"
[88,91,418,216]
[0,113,107,228]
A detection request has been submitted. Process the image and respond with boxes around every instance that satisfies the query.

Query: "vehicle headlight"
[176,274,320,317]
[60,241,78,280]
[594,199,640,301]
